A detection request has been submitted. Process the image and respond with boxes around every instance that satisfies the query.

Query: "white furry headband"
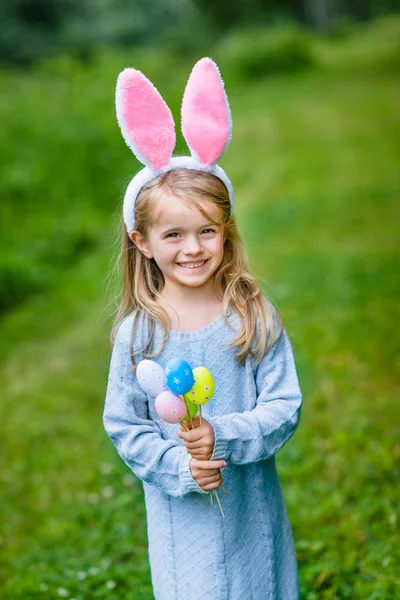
[115,57,234,234]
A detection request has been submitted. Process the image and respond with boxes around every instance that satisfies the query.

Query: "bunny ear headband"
[116,57,234,234]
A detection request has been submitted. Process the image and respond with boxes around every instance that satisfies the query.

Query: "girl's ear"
[129,231,153,259]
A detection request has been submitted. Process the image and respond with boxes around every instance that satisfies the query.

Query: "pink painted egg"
[155,391,188,424]
[136,360,168,397]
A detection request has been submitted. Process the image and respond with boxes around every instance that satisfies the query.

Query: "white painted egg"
[136,360,168,397]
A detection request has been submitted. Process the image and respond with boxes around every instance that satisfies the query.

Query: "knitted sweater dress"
[103,306,303,600]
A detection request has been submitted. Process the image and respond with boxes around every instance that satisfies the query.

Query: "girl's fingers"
[201,480,222,491]
[196,459,226,470]
[196,468,220,476]
[185,440,204,449]
[200,474,221,483]
[191,453,211,461]
[179,432,202,443]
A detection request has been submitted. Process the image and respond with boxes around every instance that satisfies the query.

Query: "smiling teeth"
[179,261,206,268]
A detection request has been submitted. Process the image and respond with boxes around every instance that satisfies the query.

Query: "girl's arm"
[207,326,302,465]
[103,318,209,498]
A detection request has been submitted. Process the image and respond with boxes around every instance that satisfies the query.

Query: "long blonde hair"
[111,168,282,365]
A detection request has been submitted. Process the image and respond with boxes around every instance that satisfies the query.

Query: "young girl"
[103,58,303,600]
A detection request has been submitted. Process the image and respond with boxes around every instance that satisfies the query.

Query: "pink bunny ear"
[116,68,176,170]
[181,57,231,167]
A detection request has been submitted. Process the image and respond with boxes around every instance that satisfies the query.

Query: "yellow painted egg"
[187,367,215,405]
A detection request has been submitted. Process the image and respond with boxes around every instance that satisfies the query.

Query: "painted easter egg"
[187,366,215,405]
[182,395,199,421]
[155,391,188,424]
[136,360,168,397]
[165,358,194,395]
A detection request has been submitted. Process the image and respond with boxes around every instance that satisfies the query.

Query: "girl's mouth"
[177,259,209,270]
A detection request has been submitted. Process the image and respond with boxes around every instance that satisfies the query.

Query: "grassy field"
[1,19,399,599]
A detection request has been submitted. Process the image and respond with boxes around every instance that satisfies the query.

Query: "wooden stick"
[182,394,195,430]
[187,397,195,429]
[210,491,214,506]
[220,483,228,495]
[199,405,203,426]
[213,489,225,518]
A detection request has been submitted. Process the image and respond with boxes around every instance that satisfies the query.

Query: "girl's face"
[131,192,225,293]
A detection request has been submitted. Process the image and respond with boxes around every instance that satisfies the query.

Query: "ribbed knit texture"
[103,305,302,600]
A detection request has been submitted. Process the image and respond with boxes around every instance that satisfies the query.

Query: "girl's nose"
[183,236,203,255]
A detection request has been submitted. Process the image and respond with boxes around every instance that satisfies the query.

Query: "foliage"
[214,25,314,81]
[2,1,399,66]
[1,17,399,599]
[192,0,295,32]
[314,14,400,71]
[0,0,195,65]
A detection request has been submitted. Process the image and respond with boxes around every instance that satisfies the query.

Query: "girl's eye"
[166,229,215,238]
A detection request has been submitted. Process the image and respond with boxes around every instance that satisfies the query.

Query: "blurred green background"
[0,1,399,598]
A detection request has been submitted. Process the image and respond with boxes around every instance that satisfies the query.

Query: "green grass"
[1,19,399,599]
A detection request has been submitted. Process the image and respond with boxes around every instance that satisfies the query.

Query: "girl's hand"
[178,416,215,460]
[189,457,226,491]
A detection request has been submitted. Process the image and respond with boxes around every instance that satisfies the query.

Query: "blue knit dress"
[103,305,303,600]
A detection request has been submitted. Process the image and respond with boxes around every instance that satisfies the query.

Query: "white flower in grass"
[122,474,135,486]
[101,486,114,499]
[76,571,86,580]
[57,588,69,597]
[106,580,116,590]
[100,462,112,475]
[39,583,49,591]
[88,566,100,576]
[100,558,111,569]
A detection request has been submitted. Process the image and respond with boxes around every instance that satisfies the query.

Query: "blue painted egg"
[165,358,194,395]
